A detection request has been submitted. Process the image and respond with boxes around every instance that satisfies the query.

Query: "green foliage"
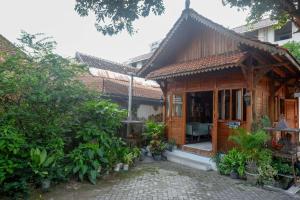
[149,139,167,155]
[252,115,271,133]
[283,41,300,61]
[219,148,246,176]
[143,120,165,140]
[29,148,57,180]
[258,164,278,185]
[0,32,129,198]
[74,0,165,35]
[229,128,270,162]
[272,158,293,175]
[144,121,167,156]
[123,152,134,165]
[222,0,300,30]
[68,143,105,185]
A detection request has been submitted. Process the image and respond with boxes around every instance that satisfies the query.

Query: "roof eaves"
[148,64,239,80]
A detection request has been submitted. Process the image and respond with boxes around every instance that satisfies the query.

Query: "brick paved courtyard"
[43,160,299,200]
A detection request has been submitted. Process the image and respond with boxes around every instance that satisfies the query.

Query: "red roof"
[147,52,247,80]
[77,74,162,100]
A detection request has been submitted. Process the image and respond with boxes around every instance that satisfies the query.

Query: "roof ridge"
[75,51,135,70]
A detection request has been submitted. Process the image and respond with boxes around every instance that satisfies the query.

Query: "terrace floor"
[40,159,299,200]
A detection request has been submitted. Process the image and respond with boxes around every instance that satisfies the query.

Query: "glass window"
[275,21,292,41]
[219,89,246,121]
[218,90,230,120]
[172,95,183,117]
[232,89,242,120]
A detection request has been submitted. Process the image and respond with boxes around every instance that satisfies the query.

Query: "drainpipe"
[127,73,134,136]
[128,73,134,121]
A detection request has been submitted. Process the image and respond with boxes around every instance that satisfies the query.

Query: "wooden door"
[285,99,298,128]
[168,93,185,145]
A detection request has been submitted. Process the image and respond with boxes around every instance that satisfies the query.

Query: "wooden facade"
[140,9,300,156]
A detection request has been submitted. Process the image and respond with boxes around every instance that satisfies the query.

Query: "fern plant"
[229,128,270,163]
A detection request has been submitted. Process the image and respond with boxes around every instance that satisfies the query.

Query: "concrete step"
[164,150,217,171]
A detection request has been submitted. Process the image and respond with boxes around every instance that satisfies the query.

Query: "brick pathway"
[44,160,299,200]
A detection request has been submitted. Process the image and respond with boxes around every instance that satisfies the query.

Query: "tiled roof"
[76,52,137,74]
[77,74,162,100]
[146,52,247,80]
[126,52,153,64]
[0,34,16,55]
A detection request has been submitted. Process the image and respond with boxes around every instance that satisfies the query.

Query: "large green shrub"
[229,128,270,164]
[0,32,128,198]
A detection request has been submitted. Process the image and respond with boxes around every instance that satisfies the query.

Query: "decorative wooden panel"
[174,24,239,63]
[217,121,246,152]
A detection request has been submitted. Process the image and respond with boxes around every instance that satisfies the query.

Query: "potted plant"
[229,128,271,185]
[149,139,167,161]
[218,148,245,179]
[123,152,134,171]
[167,139,176,152]
[29,148,57,192]
[258,164,277,186]
[132,147,142,163]
[272,158,294,189]
[244,159,260,185]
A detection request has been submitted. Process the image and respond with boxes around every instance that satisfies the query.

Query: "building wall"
[255,23,300,45]
[136,104,162,121]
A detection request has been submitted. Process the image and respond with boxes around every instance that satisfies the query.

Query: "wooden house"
[139,8,300,156]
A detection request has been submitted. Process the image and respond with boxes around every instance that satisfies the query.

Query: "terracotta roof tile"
[147,52,247,80]
[77,74,162,100]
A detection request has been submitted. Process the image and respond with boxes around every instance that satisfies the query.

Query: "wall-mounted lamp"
[244,92,251,106]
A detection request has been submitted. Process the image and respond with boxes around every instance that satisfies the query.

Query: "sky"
[0,0,249,63]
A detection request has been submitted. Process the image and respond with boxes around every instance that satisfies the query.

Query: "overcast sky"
[0,0,249,62]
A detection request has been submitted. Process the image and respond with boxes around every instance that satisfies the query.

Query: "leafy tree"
[283,41,300,61]
[74,0,165,35]
[0,32,128,197]
[222,0,300,29]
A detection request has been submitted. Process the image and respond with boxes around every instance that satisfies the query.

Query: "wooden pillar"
[212,85,219,154]
[269,79,275,123]
[246,66,254,131]
[182,92,187,145]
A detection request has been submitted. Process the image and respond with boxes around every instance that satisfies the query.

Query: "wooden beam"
[250,52,269,65]
[273,67,286,78]
[272,54,297,74]
[253,62,289,69]
[254,67,273,86]
[240,64,249,83]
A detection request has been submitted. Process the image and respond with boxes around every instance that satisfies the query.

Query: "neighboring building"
[76,52,163,121]
[0,34,17,60]
[126,40,162,69]
[233,19,300,45]
[139,8,300,157]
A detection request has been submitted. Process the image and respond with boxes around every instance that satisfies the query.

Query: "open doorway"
[185,91,213,151]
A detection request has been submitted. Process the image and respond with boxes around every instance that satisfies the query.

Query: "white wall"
[255,23,300,45]
[136,104,162,120]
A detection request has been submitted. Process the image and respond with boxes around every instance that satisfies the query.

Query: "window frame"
[218,88,246,122]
